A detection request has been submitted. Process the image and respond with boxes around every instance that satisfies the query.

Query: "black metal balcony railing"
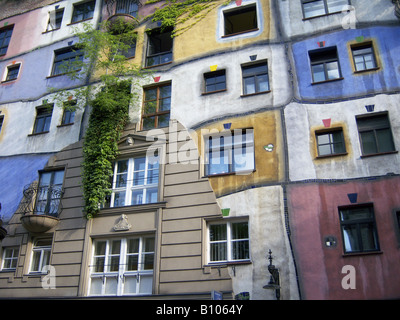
[20,182,64,217]
[106,0,140,17]
[393,0,400,18]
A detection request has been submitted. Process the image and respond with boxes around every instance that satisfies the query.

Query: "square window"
[302,0,349,19]
[309,47,342,83]
[46,8,64,31]
[61,100,76,125]
[351,43,377,72]
[223,3,258,37]
[206,129,254,176]
[5,64,20,82]
[204,70,226,93]
[33,105,53,134]
[142,83,171,130]
[242,62,269,95]
[0,25,13,56]
[356,112,396,156]
[146,28,173,67]
[339,205,380,253]
[1,247,19,271]
[316,128,346,157]
[51,47,84,76]
[71,0,96,24]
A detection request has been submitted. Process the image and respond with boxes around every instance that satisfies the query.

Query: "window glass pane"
[376,128,395,153]
[243,77,256,95]
[208,149,229,175]
[233,146,254,172]
[123,275,137,294]
[142,116,156,130]
[327,0,348,13]
[342,224,360,252]
[113,191,126,207]
[128,239,139,253]
[210,224,227,241]
[105,276,118,294]
[257,74,270,92]
[95,241,106,256]
[94,256,105,272]
[31,251,41,272]
[144,238,155,252]
[303,0,326,18]
[360,223,379,251]
[159,98,171,111]
[340,207,373,221]
[131,189,143,205]
[90,277,103,295]
[158,113,170,127]
[127,255,138,271]
[146,187,158,203]
[142,253,154,270]
[232,240,249,260]
[139,274,153,294]
[232,222,249,239]
[360,131,378,155]
[115,160,128,188]
[312,64,325,82]
[210,242,227,261]
[326,61,340,79]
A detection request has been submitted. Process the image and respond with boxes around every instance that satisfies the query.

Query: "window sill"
[57,123,74,128]
[342,250,383,257]
[42,27,61,34]
[100,201,167,215]
[240,90,271,98]
[360,150,398,158]
[205,169,255,178]
[143,61,172,69]
[311,77,344,85]
[1,79,17,84]
[201,89,227,96]
[46,69,82,79]
[222,28,259,38]
[205,260,252,267]
[28,131,49,137]
[302,11,343,21]
[66,17,93,26]
[316,152,348,159]
[353,67,380,74]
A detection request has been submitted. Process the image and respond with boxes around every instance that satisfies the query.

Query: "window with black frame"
[223,3,258,37]
[356,112,396,156]
[241,62,269,95]
[51,47,84,76]
[309,47,342,83]
[315,128,346,157]
[0,25,13,56]
[339,205,380,254]
[145,28,173,67]
[35,170,65,216]
[301,0,350,19]
[71,0,96,24]
[5,64,20,82]
[33,106,53,134]
[351,43,378,72]
[204,70,226,94]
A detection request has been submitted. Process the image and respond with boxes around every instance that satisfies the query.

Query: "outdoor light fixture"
[263,249,280,300]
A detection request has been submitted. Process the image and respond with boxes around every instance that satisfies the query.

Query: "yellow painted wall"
[192,110,285,197]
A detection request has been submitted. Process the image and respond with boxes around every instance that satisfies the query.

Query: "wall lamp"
[263,249,281,300]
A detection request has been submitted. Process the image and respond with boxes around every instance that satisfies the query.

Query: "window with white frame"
[1,247,19,271]
[208,220,250,263]
[30,238,52,273]
[205,129,255,176]
[89,237,155,296]
[301,0,350,19]
[107,155,159,208]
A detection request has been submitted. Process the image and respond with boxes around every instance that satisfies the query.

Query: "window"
[71,0,96,24]
[301,0,349,19]
[204,70,226,94]
[0,116,3,134]
[205,129,255,176]
[142,83,171,130]
[46,8,64,31]
[30,238,52,273]
[208,220,249,263]
[309,47,342,83]
[107,156,159,208]
[61,100,76,125]
[0,25,13,56]
[116,0,139,17]
[146,28,173,67]
[356,112,396,156]
[33,105,53,134]
[223,4,258,37]
[351,43,377,72]
[89,237,154,296]
[339,205,380,253]
[51,47,84,76]
[4,64,20,82]
[316,128,346,157]
[35,170,64,216]
[1,247,19,271]
[242,62,269,95]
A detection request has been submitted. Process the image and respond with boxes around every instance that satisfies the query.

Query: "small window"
[242,62,269,95]
[339,205,380,254]
[142,83,171,130]
[205,129,255,176]
[4,64,20,82]
[30,238,52,273]
[316,128,346,157]
[204,70,226,94]
[71,0,96,24]
[351,43,377,72]
[208,220,250,263]
[116,0,139,17]
[146,28,173,67]
[61,100,76,125]
[33,105,53,134]
[51,47,84,76]
[302,0,349,19]
[356,112,396,156]
[223,4,258,37]
[1,247,19,271]
[0,25,13,56]
[46,8,64,31]
[309,47,342,83]
[0,116,3,134]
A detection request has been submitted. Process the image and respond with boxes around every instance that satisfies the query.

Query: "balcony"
[19,182,64,233]
[105,0,140,32]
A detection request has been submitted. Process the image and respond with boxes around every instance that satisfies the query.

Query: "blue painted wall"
[292,26,400,101]
[0,36,86,104]
[0,154,53,222]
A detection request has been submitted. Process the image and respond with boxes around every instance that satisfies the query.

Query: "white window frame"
[88,237,155,296]
[29,239,52,273]
[207,220,250,264]
[1,247,19,271]
[109,155,159,208]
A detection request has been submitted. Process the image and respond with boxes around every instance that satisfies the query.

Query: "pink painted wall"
[288,176,400,300]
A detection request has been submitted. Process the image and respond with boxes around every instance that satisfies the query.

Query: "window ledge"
[57,123,74,128]
[28,131,49,137]
[240,90,271,98]
[311,77,344,85]
[354,67,380,74]
[222,28,259,38]
[46,70,82,79]
[100,201,167,215]
[302,11,343,21]
[204,169,256,178]
[342,251,383,257]
[201,89,227,96]
[360,150,398,158]
[1,79,17,84]
[42,27,61,34]
[205,260,252,267]
[66,17,93,26]
[316,152,348,159]
[143,61,172,69]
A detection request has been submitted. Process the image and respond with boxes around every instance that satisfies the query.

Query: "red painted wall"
[288,176,400,300]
